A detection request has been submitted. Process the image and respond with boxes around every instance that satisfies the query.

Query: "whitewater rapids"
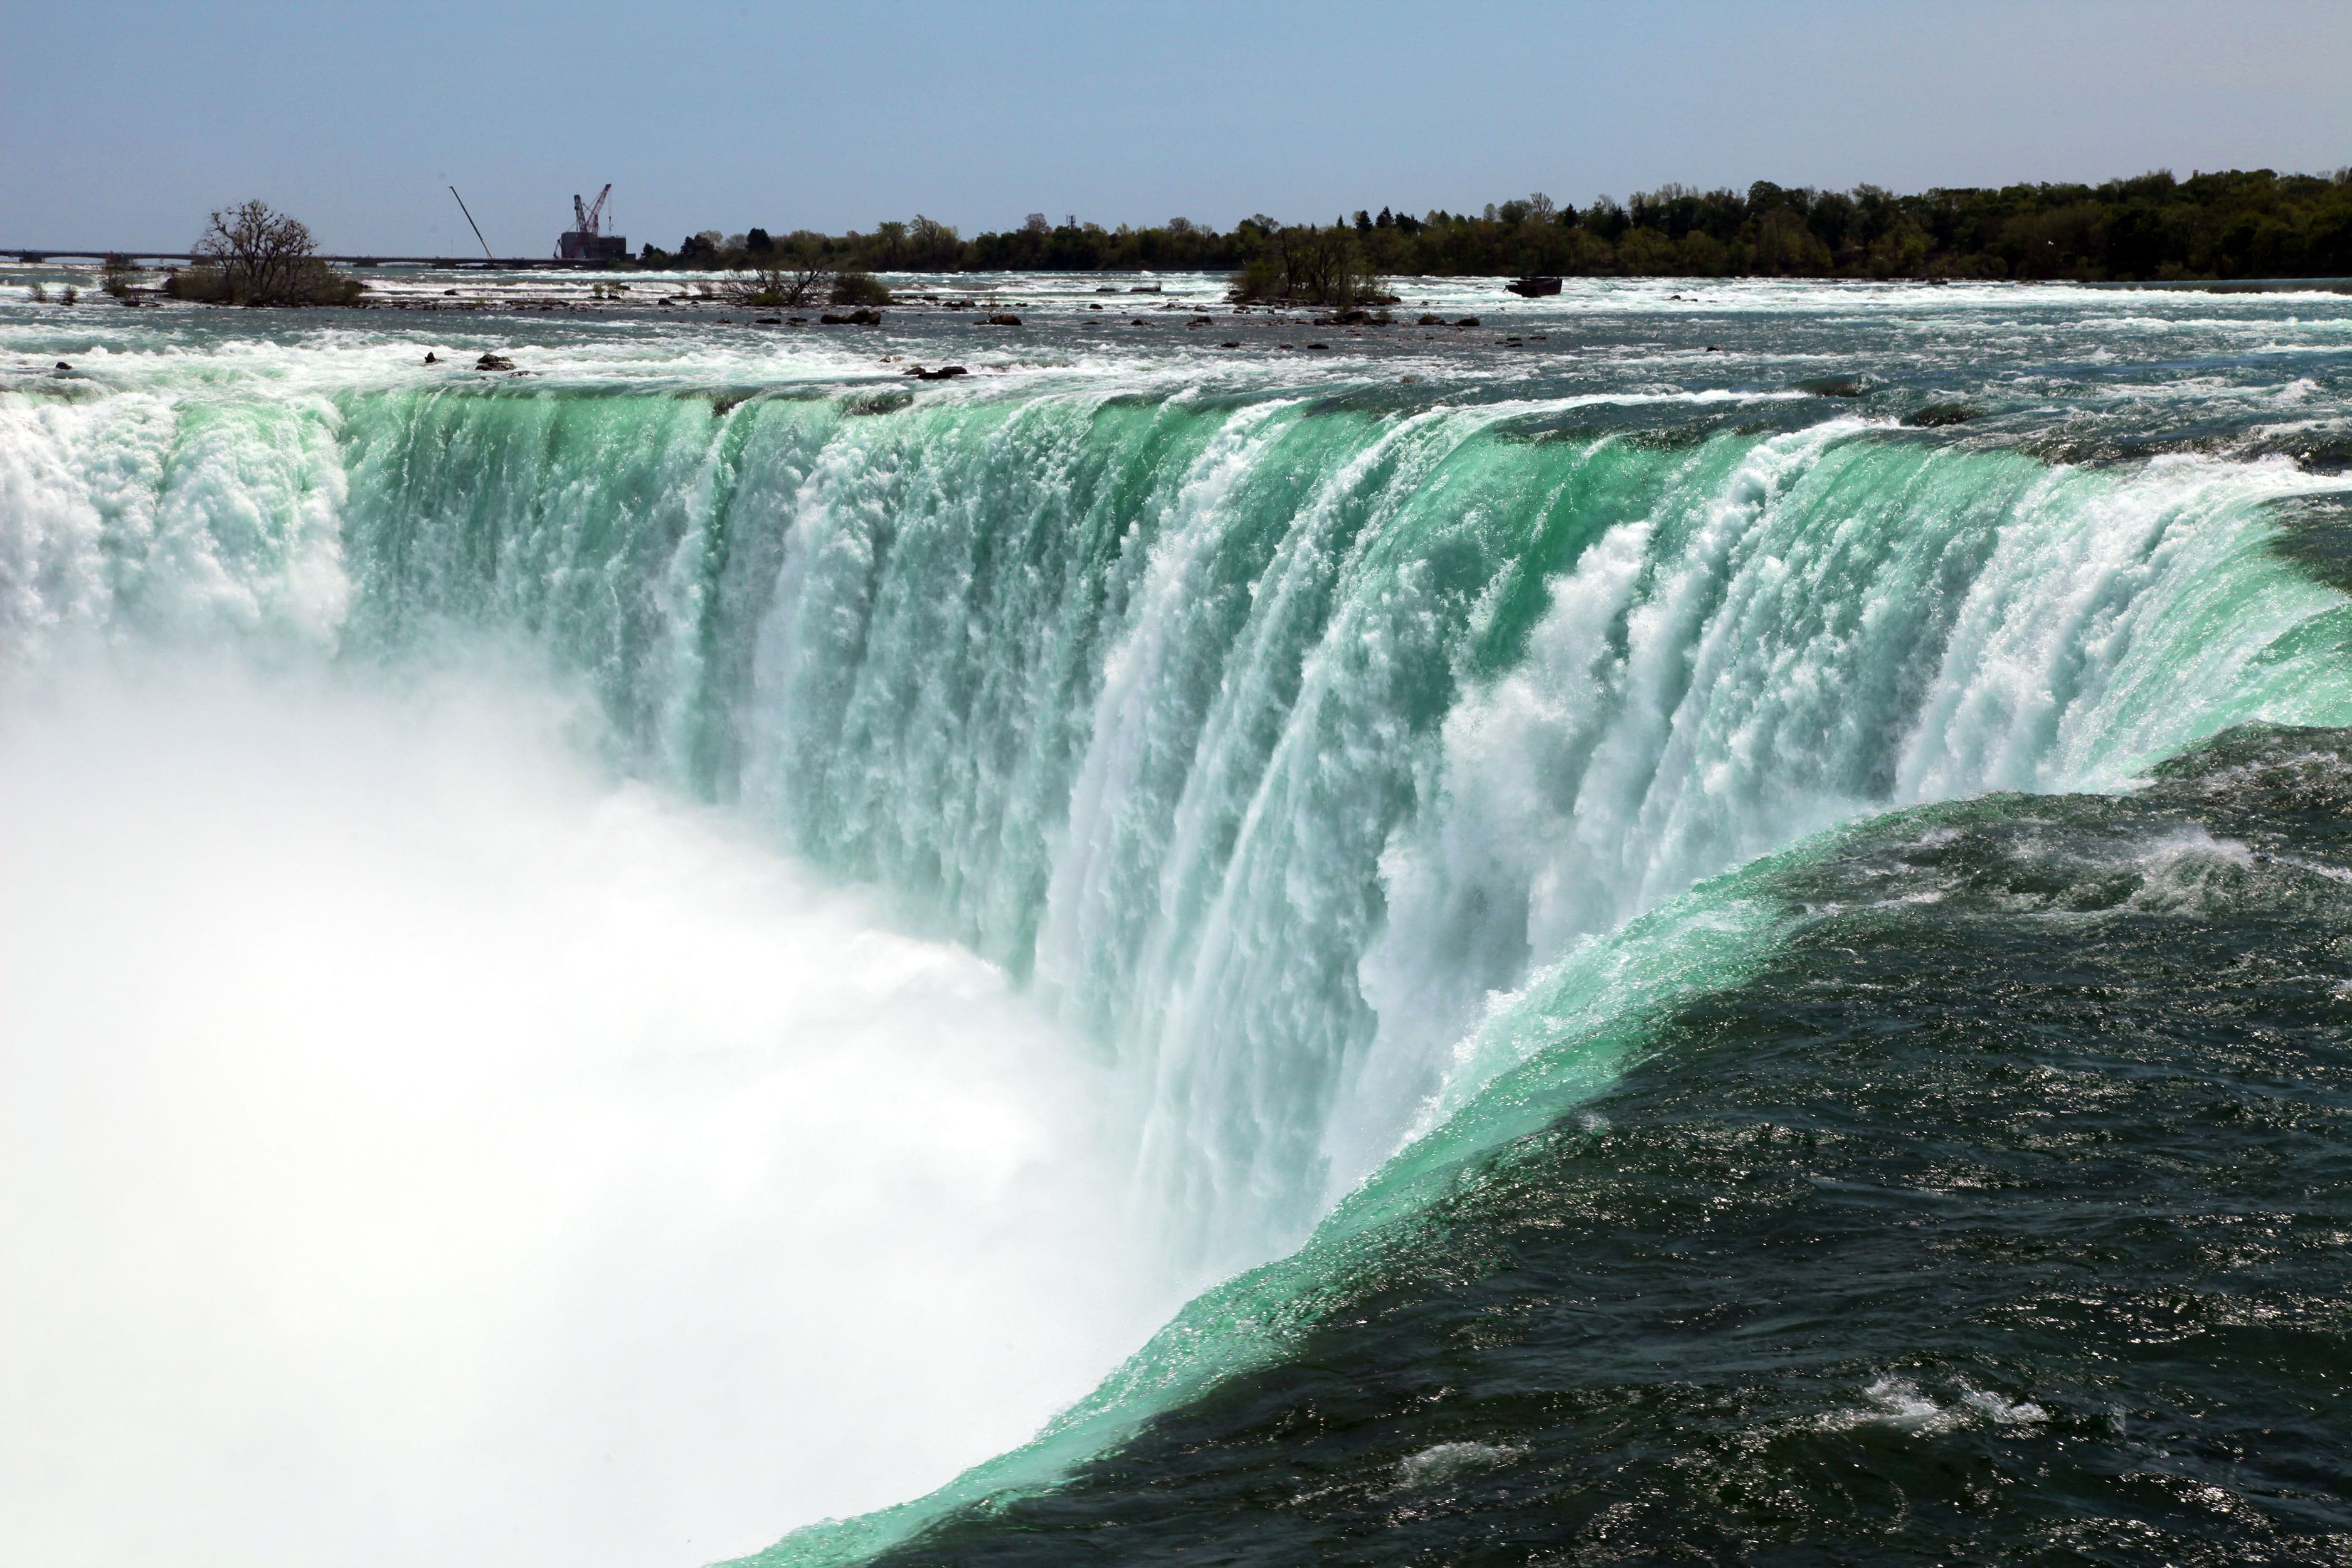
[3,268,2349,1567]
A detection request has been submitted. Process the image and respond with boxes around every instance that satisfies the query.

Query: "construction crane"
[558,185,626,262]
[574,186,609,240]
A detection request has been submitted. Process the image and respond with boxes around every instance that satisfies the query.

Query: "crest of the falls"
[8,373,2351,1281]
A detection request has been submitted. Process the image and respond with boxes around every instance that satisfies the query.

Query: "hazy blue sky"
[6,0,2349,255]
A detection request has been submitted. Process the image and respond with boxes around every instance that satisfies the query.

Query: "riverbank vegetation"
[1227,225,1396,307]
[165,201,363,306]
[721,247,893,309]
[645,169,2352,282]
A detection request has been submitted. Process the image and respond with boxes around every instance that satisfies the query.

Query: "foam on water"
[3,275,2351,1567]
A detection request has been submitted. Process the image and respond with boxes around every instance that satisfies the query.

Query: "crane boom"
[449,187,494,260]
[558,184,625,260]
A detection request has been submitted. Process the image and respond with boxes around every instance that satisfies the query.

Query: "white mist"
[0,659,1163,1568]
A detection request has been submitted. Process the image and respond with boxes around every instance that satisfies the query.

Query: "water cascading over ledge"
[13,376,2343,1290]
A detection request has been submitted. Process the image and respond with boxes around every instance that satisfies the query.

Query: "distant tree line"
[637,169,2352,283]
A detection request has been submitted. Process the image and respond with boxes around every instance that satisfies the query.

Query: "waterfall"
[6,368,2348,1566]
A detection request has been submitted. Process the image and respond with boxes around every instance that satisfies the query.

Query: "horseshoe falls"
[5,274,2352,1568]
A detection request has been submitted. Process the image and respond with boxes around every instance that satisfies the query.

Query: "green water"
[5,273,2351,1565]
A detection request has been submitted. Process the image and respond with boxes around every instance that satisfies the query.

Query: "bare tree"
[171,200,357,306]
[1278,226,1352,303]
[194,201,319,303]
[724,242,832,307]
[1229,223,1393,309]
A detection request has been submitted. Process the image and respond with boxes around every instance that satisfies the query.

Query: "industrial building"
[558,186,626,261]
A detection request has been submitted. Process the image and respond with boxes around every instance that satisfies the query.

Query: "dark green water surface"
[872,726,2352,1566]
[10,271,2352,1567]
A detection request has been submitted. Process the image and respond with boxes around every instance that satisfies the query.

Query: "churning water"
[4,269,2351,1567]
